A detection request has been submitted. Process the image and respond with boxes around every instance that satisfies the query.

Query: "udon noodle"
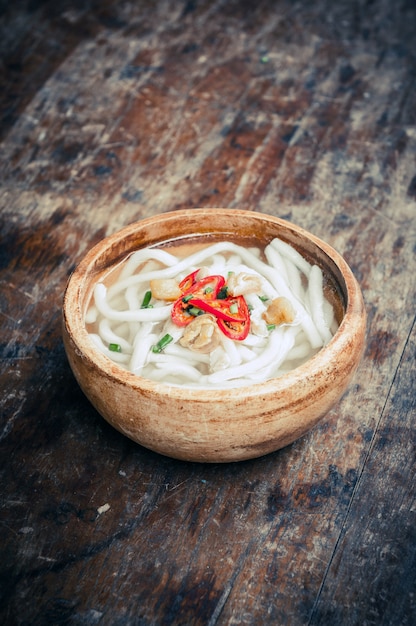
[85,238,339,388]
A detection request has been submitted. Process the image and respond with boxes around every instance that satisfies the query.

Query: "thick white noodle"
[270,237,312,277]
[264,245,289,284]
[118,248,178,280]
[85,304,98,324]
[129,330,157,373]
[246,329,296,382]
[229,264,278,300]
[150,361,202,382]
[207,327,290,384]
[220,335,243,366]
[228,253,243,266]
[281,256,305,302]
[98,318,133,353]
[235,344,258,362]
[323,298,336,332]
[107,293,126,311]
[113,321,130,339]
[126,321,141,344]
[286,341,315,361]
[239,331,268,347]
[94,283,171,322]
[89,333,130,364]
[308,265,333,345]
[163,343,210,365]
[125,285,142,310]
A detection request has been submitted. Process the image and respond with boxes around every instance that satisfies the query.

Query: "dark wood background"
[1,1,415,624]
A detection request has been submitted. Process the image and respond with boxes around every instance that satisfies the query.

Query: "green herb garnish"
[109,343,122,352]
[152,334,174,353]
[141,290,153,308]
[188,306,204,317]
[217,286,228,300]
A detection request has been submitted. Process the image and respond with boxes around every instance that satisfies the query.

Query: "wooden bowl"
[62,209,366,463]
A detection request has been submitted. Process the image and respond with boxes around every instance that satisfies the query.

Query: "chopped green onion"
[259,295,269,302]
[267,324,276,332]
[182,294,193,303]
[109,343,122,352]
[152,334,173,353]
[204,286,214,294]
[188,306,203,317]
[227,271,234,277]
[229,302,239,315]
[141,290,152,308]
[217,286,228,299]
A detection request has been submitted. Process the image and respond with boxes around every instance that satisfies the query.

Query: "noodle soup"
[85,237,340,388]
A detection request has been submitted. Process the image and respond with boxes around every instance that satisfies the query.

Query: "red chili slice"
[188,295,248,323]
[178,269,200,292]
[171,301,195,326]
[183,275,225,299]
[171,275,225,327]
[217,317,250,341]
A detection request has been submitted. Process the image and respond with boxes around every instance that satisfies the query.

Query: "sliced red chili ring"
[171,275,225,326]
[178,269,200,292]
[183,275,225,299]
[171,301,194,326]
[217,317,250,341]
[188,295,248,323]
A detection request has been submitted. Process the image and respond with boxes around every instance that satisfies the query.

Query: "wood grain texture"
[309,320,416,625]
[0,0,415,624]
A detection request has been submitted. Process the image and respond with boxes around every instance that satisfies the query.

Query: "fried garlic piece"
[262,296,296,326]
[179,314,221,353]
[149,278,182,301]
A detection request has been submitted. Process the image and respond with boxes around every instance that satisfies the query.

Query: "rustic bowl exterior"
[62,209,366,462]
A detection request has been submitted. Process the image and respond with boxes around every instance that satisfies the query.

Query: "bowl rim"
[63,208,365,401]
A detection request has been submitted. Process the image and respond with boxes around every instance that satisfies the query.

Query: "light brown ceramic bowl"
[62,208,366,463]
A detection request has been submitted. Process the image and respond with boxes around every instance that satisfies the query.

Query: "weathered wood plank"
[310,319,416,625]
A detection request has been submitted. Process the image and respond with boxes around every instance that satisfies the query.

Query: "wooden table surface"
[1,1,415,624]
